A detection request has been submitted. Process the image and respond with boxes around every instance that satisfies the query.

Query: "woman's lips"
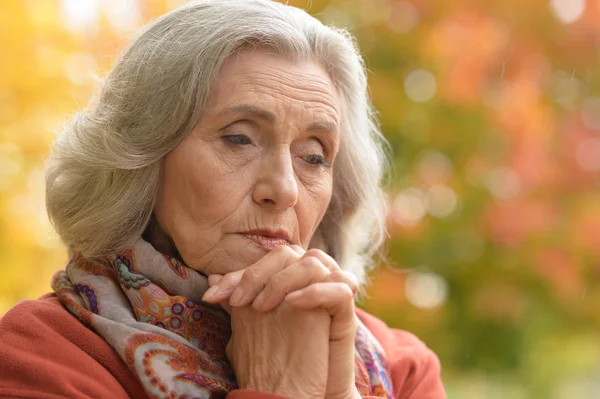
[241,234,290,251]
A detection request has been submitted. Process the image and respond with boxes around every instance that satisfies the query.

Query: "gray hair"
[46,0,389,285]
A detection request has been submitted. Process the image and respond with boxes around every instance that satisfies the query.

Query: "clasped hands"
[202,245,361,399]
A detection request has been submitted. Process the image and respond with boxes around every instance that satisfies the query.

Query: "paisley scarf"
[52,238,393,398]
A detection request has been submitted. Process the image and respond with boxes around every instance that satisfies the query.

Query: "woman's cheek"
[216,143,260,170]
[292,157,333,184]
[297,173,333,237]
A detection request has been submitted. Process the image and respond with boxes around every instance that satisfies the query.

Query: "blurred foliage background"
[1,0,599,397]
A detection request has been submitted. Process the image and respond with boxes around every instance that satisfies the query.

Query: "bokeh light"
[404,69,437,103]
[405,270,448,309]
[549,0,586,24]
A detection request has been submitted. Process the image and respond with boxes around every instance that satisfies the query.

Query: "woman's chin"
[203,244,272,276]
[227,240,274,267]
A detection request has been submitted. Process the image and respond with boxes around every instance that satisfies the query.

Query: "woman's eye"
[305,154,330,167]
[222,134,252,145]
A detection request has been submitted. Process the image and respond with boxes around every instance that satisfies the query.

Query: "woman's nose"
[252,148,298,210]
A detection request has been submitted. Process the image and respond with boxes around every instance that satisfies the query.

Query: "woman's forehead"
[205,49,341,123]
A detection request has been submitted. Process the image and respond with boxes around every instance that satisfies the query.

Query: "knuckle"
[306,248,341,271]
[340,283,354,299]
[343,271,360,291]
[300,256,318,267]
[327,281,353,298]
[343,283,354,295]
[240,267,261,287]
[305,248,325,258]
[222,272,240,286]
[328,270,345,283]
[276,245,295,256]
[303,257,330,275]
[272,245,301,263]
[314,283,327,294]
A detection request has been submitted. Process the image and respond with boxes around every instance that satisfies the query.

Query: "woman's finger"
[208,274,224,286]
[228,245,302,306]
[303,249,359,294]
[252,256,332,311]
[303,250,358,292]
[289,245,305,256]
[324,270,360,295]
[285,282,356,340]
[303,249,340,272]
[202,270,244,303]
[203,245,304,304]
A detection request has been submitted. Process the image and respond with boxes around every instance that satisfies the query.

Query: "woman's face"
[153,49,341,276]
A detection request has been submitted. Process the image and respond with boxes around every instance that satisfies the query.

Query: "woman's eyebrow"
[218,104,276,123]
[218,104,339,133]
[306,120,339,134]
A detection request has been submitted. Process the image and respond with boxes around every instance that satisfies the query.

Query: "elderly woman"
[0,1,445,398]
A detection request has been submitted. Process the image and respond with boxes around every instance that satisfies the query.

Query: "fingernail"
[202,285,219,301]
[229,287,245,306]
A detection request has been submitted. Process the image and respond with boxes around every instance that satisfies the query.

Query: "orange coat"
[0,294,445,399]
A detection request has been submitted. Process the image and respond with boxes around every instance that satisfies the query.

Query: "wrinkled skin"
[152,49,339,275]
[150,49,359,398]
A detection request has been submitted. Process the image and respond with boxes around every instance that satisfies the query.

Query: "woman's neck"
[142,214,183,262]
